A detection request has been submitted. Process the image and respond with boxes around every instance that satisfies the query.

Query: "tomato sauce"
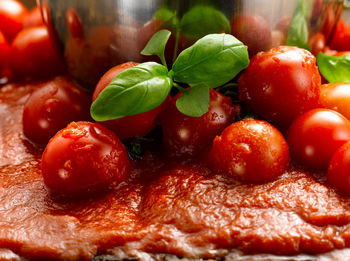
[2,84,350,260]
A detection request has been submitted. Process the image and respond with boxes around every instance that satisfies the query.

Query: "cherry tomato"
[161,88,238,158]
[319,82,350,121]
[310,32,326,56]
[231,15,272,57]
[287,109,350,170]
[66,8,83,38]
[11,26,65,80]
[238,46,321,128]
[209,119,290,183]
[23,76,91,145]
[92,62,164,139]
[0,30,12,84]
[0,0,28,42]
[23,6,44,28]
[329,18,346,51]
[41,121,130,196]
[328,141,350,196]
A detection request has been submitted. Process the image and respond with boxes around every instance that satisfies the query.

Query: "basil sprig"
[317,52,350,83]
[91,31,249,120]
[286,0,311,51]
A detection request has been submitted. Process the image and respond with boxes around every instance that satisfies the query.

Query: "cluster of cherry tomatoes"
[0,0,64,84]
[4,0,350,198]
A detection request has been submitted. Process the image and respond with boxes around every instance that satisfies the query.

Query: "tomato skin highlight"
[238,46,321,128]
[328,141,350,196]
[319,82,350,121]
[161,88,238,158]
[92,62,164,139]
[287,109,350,170]
[41,121,130,196]
[22,77,91,145]
[209,119,290,183]
[0,0,28,42]
[11,26,65,80]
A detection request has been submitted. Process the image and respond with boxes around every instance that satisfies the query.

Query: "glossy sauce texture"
[2,84,350,260]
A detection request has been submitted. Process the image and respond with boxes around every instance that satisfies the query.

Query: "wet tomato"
[11,26,65,80]
[238,46,321,128]
[231,15,271,57]
[0,0,28,42]
[93,62,164,139]
[41,121,130,196]
[287,109,350,170]
[319,82,350,121]
[328,141,350,196]
[209,119,290,183]
[22,77,91,145]
[161,89,238,158]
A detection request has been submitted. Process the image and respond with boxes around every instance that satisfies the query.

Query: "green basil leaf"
[286,0,311,50]
[154,7,175,23]
[91,62,172,121]
[317,52,350,83]
[171,34,249,89]
[176,86,210,117]
[141,30,171,67]
[180,5,231,40]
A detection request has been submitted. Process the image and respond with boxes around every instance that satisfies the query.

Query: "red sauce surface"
[2,84,350,260]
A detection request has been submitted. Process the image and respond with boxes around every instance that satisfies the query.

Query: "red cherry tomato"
[41,121,130,196]
[11,26,65,80]
[0,0,28,42]
[209,119,290,183]
[319,82,350,121]
[0,30,12,84]
[23,6,44,28]
[66,8,83,38]
[287,109,350,170]
[23,77,91,145]
[310,32,326,56]
[231,15,272,57]
[93,62,164,139]
[161,88,238,158]
[238,46,321,128]
[328,141,350,196]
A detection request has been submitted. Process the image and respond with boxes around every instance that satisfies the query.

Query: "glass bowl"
[39,0,343,89]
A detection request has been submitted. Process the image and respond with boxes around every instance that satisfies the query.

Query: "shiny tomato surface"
[0,0,27,42]
[11,26,65,80]
[231,15,272,57]
[328,141,350,196]
[209,119,290,183]
[41,121,130,195]
[22,77,91,145]
[238,46,321,128]
[319,82,350,121]
[161,88,238,158]
[287,109,350,170]
[93,62,164,139]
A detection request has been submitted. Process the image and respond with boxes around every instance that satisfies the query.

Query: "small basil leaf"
[286,0,311,50]
[91,62,172,121]
[154,7,175,23]
[176,86,210,117]
[180,5,231,40]
[171,34,249,89]
[317,52,350,83]
[141,30,171,67]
